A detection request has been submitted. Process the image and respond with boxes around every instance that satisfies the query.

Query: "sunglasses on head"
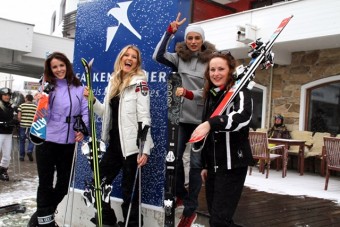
[213,50,234,59]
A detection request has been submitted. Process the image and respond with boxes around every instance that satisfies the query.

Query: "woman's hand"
[35,92,43,100]
[175,87,186,97]
[83,86,96,103]
[191,121,211,141]
[201,169,208,183]
[137,154,148,168]
[83,86,90,98]
[75,131,84,142]
[169,12,186,33]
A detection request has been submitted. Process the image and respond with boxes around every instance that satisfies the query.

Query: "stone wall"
[252,47,340,131]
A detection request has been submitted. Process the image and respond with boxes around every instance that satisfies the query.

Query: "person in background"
[267,114,291,139]
[153,13,216,227]
[28,52,89,227]
[190,52,254,227]
[0,87,17,181]
[84,45,153,227]
[311,108,328,135]
[17,94,37,162]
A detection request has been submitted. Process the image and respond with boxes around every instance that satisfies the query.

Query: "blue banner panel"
[73,0,191,207]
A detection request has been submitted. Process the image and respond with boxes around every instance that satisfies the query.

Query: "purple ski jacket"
[45,79,88,144]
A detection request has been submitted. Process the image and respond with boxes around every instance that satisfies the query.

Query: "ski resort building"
[1,0,340,226]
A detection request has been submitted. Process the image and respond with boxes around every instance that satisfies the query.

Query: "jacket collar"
[175,41,216,63]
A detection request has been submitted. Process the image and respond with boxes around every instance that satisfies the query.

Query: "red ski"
[189,15,293,143]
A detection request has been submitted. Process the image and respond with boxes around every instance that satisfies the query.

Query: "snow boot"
[27,211,38,227]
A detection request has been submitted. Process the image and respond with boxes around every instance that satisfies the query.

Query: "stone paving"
[0,137,38,227]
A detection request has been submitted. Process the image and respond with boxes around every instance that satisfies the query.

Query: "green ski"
[81,58,103,227]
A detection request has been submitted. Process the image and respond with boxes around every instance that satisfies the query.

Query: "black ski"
[0,203,26,216]
[164,72,182,227]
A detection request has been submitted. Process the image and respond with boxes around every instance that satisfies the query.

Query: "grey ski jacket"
[153,31,216,124]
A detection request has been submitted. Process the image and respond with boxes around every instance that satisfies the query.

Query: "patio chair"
[248,131,287,178]
[323,136,340,190]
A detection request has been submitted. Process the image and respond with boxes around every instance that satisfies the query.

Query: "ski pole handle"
[73,115,89,136]
[137,122,150,147]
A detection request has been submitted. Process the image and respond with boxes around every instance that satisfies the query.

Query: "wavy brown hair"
[203,51,237,100]
[44,52,81,87]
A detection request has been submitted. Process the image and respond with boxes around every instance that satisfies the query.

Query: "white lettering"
[77,72,111,83]
[145,71,168,83]
[93,73,99,82]
[32,118,46,130]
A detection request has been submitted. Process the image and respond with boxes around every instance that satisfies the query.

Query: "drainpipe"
[267,66,274,129]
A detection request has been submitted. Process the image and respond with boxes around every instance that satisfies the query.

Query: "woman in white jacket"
[85,45,153,227]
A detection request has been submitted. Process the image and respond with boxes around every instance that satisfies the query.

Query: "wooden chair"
[248,131,287,178]
[323,137,340,190]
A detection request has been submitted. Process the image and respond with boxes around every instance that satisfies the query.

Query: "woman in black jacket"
[191,51,255,227]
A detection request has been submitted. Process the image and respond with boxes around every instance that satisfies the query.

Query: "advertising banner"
[74,0,190,207]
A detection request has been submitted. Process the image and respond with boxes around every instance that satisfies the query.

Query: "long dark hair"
[203,51,237,100]
[44,52,81,87]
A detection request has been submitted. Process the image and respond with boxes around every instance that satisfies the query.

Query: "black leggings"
[99,137,140,226]
[36,142,75,220]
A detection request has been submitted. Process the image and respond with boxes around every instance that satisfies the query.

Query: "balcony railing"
[63,10,77,39]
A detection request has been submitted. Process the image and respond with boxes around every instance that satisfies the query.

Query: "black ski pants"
[206,166,247,227]
[100,139,141,227]
[36,142,75,226]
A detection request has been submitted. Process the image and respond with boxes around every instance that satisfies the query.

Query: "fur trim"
[175,41,216,63]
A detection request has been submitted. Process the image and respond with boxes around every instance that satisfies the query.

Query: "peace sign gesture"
[169,12,187,33]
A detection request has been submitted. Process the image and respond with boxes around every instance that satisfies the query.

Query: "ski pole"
[63,142,77,227]
[63,115,88,227]
[125,123,149,227]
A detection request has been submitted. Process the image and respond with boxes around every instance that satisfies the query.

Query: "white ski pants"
[0,134,13,168]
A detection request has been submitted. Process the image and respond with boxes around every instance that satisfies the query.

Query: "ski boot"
[90,214,119,227]
[0,166,9,181]
[27,211,38,227]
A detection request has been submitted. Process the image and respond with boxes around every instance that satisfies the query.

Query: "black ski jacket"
[0,100,15,134]
[201,87,255,171]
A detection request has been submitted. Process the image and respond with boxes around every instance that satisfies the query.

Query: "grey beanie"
[184,25,205,42]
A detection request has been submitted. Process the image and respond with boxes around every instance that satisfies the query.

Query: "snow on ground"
[245,169,340,204]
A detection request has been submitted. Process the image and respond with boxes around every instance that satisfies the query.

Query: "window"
[306,82,340,135]
[51,12,56,33]
[59,0,66,24]
[250,84,267,130]
[300,75,340,135]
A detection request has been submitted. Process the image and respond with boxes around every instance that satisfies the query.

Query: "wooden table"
[268,138,306,175]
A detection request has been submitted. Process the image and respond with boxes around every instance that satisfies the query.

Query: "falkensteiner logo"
[106,1,141,51]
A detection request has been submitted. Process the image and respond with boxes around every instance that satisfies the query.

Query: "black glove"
[136,122,150,149]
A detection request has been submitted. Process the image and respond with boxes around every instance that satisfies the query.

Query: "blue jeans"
[19,127,34,158]
[176,123,202,217]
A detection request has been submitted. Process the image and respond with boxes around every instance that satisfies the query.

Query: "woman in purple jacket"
[30,52,89,227]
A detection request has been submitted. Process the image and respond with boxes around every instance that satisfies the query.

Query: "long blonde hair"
[109,45,144,99]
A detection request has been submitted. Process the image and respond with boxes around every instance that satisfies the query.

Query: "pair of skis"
[0,203,26,216]
[164,72,182,227]
[189,15,294,144]
[81,58,103,227]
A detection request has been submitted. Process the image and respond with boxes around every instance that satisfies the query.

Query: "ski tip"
[88,58,94,67]
[81,58,88,65]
